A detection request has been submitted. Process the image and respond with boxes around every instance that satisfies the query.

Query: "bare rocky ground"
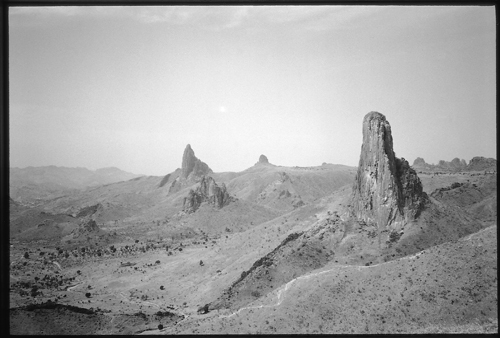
[9,137,497,335]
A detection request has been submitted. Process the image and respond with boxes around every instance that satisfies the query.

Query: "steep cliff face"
[183,176,232,213]
[350,112,427,230]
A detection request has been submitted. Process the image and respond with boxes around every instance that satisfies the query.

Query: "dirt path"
[209,248,429,321]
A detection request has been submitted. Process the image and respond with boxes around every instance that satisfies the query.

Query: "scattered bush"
[158,324,163,330]
[85,292,91,298]
[24,252,29,259]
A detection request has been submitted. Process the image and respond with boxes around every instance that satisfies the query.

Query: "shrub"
[24,252,29,259]
[389,231,402,243]
[155,260,160,264]
[158,324,163,330]
[85,292,91,298]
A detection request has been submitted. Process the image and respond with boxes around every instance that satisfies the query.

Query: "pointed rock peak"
[351,112,427,230]
[181,144,212,179]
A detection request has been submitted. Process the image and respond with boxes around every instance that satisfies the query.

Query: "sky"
[9,5,496,176]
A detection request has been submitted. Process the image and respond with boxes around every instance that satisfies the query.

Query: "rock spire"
[350,112,427,230]
[181,144,212,179]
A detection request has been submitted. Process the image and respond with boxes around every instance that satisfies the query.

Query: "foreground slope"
[171,224,497,334]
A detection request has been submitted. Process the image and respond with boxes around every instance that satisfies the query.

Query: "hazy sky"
[9,6,496,176]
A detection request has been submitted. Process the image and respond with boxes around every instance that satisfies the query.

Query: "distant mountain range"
[10,166,143,204]
[412,156,496,172]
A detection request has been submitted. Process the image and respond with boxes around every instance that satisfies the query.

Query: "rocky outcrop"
[183,176,232,213]
[467,156,497,172]
[76,216,100,234]
[412,157,427,167]
[158,173,171,188]
[451,158,468,169]
[75,203,102,218]
[255,154,273,166]
[181,144,212,179]
[350,112,427,230]
[438,158,467,171]
[411,156,495,172]
[258,155,269,164]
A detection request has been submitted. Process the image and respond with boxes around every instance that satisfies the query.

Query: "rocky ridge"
[412,156,496,172]
[350,112,427,231]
